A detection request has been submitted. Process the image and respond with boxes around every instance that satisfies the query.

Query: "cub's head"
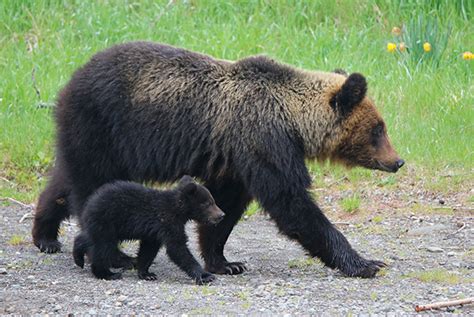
[178,176,225,225]
[323,72,404,173]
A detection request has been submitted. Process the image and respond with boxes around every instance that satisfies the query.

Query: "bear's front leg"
[262,188,386,278]
[136,239,161,281]
[165,232,216,285]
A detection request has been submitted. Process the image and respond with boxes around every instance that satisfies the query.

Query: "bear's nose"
[396,159,405,169]
[216,214,225,222]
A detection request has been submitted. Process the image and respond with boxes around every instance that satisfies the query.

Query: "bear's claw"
[36,239,62,253]
[195,272,216,285]
[207,261,247,275]
[345,259,387,278]
[138,272,158,281]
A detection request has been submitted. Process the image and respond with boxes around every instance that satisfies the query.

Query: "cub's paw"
[35,239,62,253]
[207,261,247,275]
[345,259,387,278]
[195,272,216,285]
[138,272,158,281]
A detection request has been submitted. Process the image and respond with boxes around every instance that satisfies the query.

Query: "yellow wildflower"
[387,42,397,53]
[391,27,401,36]
[462,51,473,60]
[423,42,431,52]
[399,42,406,52]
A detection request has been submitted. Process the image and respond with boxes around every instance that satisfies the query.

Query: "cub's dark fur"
[73,176,224,284]
[34,41,403,278]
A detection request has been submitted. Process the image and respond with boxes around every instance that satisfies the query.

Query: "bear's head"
[318,72,404,173]
[178,175,225,225]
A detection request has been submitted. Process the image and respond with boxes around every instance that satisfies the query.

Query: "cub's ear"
[178,175,194,186]
[331,73,367,116]
[181,182,197,196]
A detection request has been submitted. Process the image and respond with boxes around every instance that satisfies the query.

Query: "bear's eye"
[372,124,383,137]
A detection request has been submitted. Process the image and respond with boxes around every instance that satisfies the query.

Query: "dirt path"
[1,203,472,315]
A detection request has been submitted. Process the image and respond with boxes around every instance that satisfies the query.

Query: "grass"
[340,194,361,213]
[405,268,471,285]
[288,257,318,269]
[0,0,472,202]
[244,201,261,218]
[8,234,28,246]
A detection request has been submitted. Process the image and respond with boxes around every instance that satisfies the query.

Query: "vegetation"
[0,0,472,202]
[340,194,361,213]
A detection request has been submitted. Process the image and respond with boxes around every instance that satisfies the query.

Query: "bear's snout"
[208,206,225,225]
[396,159,405,169]
[377,158,405,173]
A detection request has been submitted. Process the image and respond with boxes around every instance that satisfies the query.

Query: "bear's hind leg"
[32,164,71,253]
[198,179,252,275]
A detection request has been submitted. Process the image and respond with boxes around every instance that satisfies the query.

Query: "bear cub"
[73,175,224,284]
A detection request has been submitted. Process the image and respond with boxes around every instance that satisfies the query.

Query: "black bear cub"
[73,176,224,284]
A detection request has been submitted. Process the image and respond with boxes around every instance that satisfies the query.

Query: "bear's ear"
[333,68,348,76]
[331,73,367,116]
[178,175,194,186]
[181,182,197,196]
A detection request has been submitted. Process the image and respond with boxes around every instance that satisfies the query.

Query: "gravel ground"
[1,204,473,315]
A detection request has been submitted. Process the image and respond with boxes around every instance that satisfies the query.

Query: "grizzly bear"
[73,176,223,284]
[32,41,404,278]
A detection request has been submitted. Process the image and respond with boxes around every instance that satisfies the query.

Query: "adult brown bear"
[32,42,404,278]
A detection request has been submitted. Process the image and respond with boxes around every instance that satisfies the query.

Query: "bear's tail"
[73,233,91,268]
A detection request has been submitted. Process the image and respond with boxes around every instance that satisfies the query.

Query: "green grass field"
[0,0,472,202]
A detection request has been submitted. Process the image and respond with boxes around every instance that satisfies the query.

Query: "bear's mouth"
[375,161,400,173]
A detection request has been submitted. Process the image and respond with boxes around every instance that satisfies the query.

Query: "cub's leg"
[166,233,215,285]
[136,239,162,280]
[90,242,122,280]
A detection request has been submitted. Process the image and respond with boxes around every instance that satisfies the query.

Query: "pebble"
[117,295,128,302]
[426,246,444,253]
[406,225,448,236]
[0,268,7,274]
[5,306,15,313]
[447,251,456,257]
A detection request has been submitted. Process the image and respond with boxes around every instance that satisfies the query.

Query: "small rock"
[452,262,461,268]
[447,252,456,257]
[88,309,97,315]
[5,306,15,313]
[438,199,445,205]
[27,275,34,279]
[117,295,128,302]
[53,305,62,311]
[115,301,122,307]
[105,289,118,295]
[426,246,444,253]
[0,268,7,274]
[406,224,448,236]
